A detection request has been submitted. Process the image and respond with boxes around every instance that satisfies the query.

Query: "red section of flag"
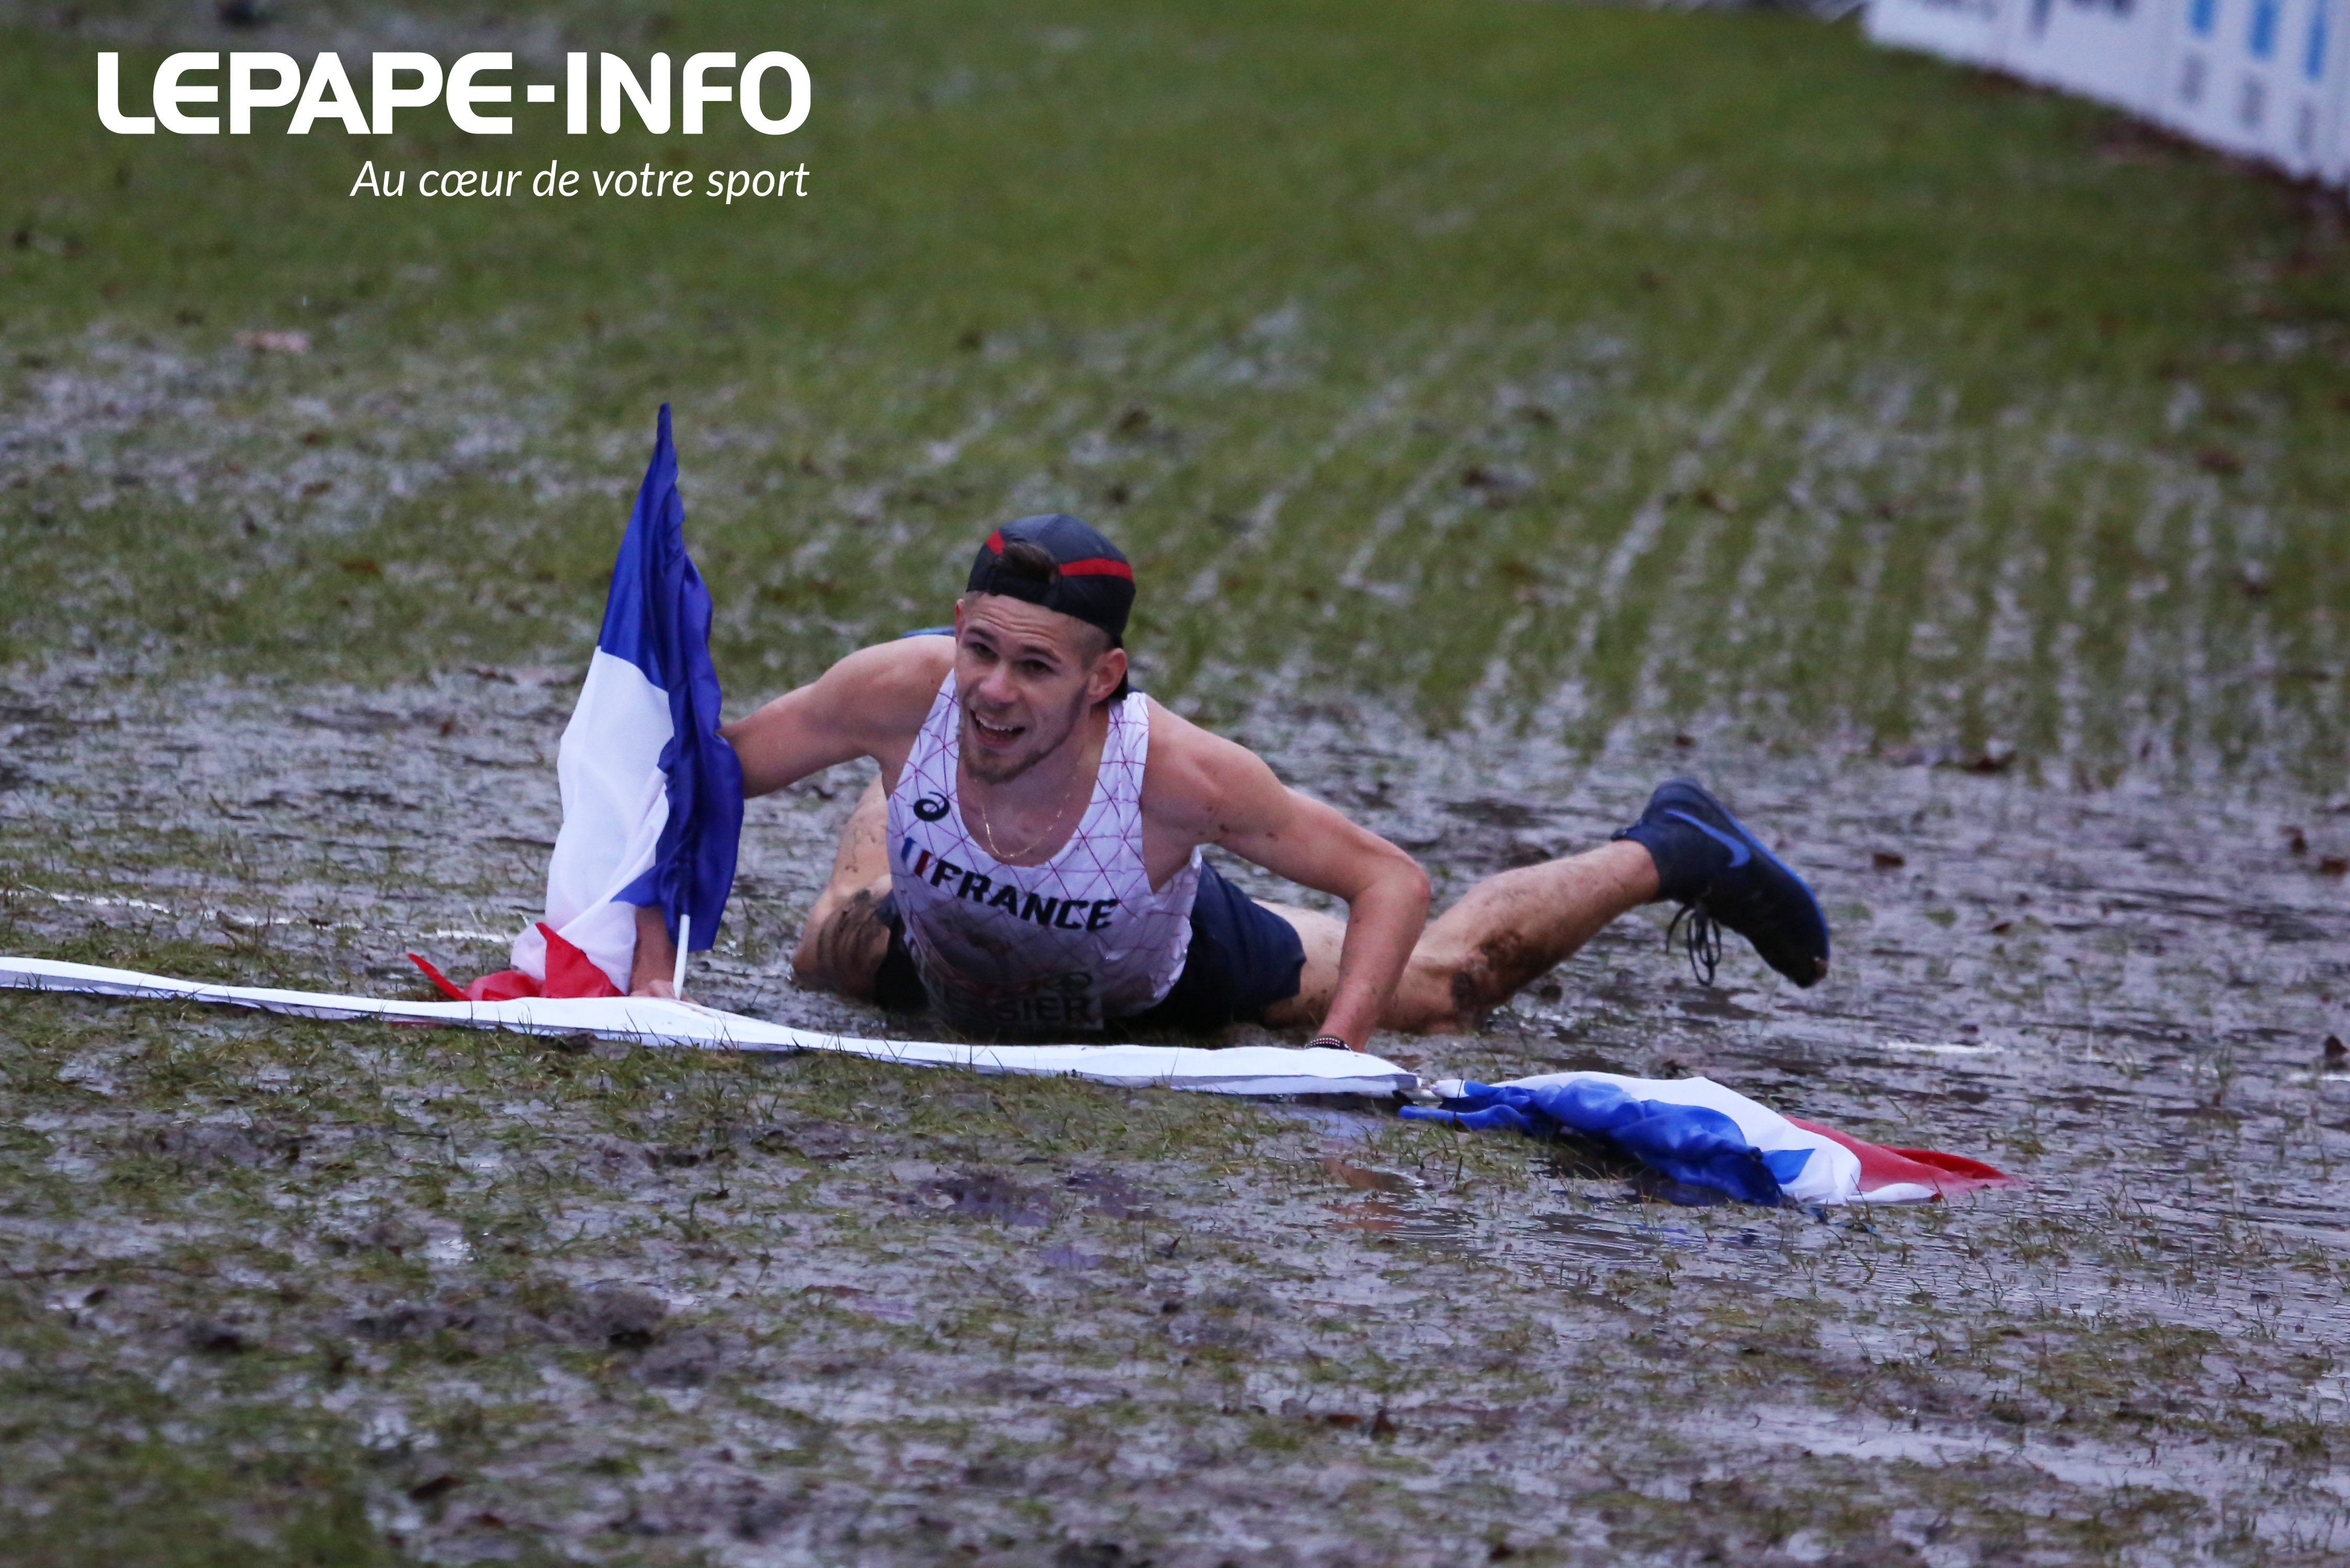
[540,922,624,998]
[469,969,545,1002]
[407,952,542,1003]
[407,952,470,1000]
[405,922,622,1005]
[1788,1117,2015,1195]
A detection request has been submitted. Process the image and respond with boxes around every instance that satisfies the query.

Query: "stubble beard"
[959,690,1087,787]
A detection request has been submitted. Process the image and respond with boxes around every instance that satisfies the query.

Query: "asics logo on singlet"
[1664,809,1752,867]
[900,841,1122,931]
[913,794,951,822]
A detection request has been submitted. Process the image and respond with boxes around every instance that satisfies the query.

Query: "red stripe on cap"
[984,529,1005,553]
[1056,557,1134,580]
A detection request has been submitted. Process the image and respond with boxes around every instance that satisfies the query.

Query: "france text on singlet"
[884,673,1202,1031]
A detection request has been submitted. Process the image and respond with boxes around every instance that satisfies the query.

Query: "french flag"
[1403,1072,2013,1206]
[413,405,744,1003]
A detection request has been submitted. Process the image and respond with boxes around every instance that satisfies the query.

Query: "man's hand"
[629,905,679,998]
[1142,703,1431,1052]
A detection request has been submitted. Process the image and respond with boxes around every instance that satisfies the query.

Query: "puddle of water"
[1328,1197,1402,1235]
[1064,1168,1151,1218]
[918,1171,1052,1228]
[1263,1103,1384,1142]
[1710,1401,2283,1503]
[1319,1156,1416,1194]
[1535,1208,1707,1262]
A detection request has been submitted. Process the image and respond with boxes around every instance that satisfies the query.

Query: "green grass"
[4,0,2348,782]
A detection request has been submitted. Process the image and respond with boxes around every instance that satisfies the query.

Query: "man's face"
[951,593,1125,785]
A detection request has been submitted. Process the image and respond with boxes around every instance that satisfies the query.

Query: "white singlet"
[885,672,1202,1033]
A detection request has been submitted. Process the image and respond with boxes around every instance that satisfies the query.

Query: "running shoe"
[1612,777,1830,988]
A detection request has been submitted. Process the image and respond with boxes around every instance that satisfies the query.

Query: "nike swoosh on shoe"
[1664,809,1752,868]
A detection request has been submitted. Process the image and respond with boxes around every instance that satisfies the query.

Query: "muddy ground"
[7,2,2350,1560]
[4,664,2346,1566]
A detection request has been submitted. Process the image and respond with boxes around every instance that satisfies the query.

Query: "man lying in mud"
[629,514,1830,1049]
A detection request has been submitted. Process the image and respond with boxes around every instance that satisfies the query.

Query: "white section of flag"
[509,647,672,992]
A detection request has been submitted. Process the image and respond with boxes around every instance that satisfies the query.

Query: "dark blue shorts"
[872,858,1306,1035]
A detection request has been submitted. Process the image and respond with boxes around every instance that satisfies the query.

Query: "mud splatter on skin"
[1450,927,1560,1022]
[3,673,2345,1565]
[795,883,898,1003]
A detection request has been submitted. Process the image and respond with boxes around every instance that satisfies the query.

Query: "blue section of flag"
[1401,1079,1800,1205]
[603,404,744,951]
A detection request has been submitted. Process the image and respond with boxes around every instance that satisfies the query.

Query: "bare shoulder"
[725,634,949,776]
[819,633,953,725]
[772,633,948,753]
[1138,697,1281,838]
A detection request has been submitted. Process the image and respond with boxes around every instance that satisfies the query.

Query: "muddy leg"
[1394,840,1658,1029]
[1263,839,1659,1035]
[791,777,896,1001]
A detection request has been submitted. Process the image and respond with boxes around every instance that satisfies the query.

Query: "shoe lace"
[1666,901,1721,987]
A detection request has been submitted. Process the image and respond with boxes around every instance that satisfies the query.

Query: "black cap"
[965,514,1135,642]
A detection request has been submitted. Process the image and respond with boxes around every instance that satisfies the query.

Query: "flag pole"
[673,914,690,995]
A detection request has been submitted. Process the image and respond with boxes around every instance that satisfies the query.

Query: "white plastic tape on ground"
[0,955,1420,1097]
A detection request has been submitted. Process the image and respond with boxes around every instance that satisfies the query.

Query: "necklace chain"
[969,760,1087,864]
